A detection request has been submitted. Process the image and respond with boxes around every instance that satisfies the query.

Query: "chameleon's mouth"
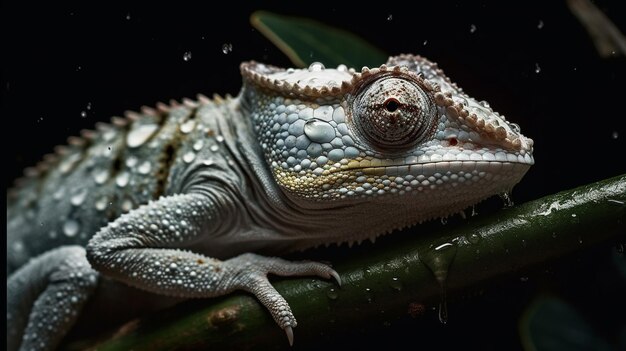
[330,157,534,177]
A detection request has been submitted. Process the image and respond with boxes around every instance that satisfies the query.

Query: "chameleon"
[6,54,534,350]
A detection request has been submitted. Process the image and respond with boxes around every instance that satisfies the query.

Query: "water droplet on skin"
[304,119,335,143]
[389,277,402,291]
[535,63,541,74]
[63,220,79,237]
[387,14,393,21]
[180,120,196,134]
[127,123,159,148]
[470,24,477,33]
[326,288,338,300]
[537,20,544,29]
[122,199,133,212]
[53,187,65,201]
[93,169,109,184]
[612,131,619,139]
[308,62,325,72]
[183,151,196,163]
[116,172,129,187]
[70,188,88,206]
[138,161,151,174]
[192,140,204,151]
[183,51,192,61]
[499,192,514,208]
[221,43,233,54]
[95,197,108,211]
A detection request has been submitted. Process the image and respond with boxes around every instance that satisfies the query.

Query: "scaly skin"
[6,54,533,350]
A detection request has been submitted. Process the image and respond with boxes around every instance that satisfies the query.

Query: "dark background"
[3,1,625,350]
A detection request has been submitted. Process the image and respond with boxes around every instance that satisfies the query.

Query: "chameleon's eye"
[352,77,436,148]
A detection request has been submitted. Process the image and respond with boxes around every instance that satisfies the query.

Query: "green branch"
[72,175,625,350]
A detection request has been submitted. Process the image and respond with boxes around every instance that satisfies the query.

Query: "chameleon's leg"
[86,192,339,345]
[7,246,99,351]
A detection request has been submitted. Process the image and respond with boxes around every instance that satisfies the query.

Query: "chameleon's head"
[241,54,533,218]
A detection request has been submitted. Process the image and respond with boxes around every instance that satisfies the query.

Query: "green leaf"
[251,11,388,68]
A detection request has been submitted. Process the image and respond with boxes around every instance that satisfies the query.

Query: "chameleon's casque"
[7,55,533,350]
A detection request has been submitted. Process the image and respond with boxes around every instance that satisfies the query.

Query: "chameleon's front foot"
[224,253,341,345]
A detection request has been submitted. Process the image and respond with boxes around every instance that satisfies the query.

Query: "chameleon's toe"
[284,326,294,346]
[225,253,342,345]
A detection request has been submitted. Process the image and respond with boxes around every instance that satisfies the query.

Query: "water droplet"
[389,277,402,291]
[86,102,92,110]
[70,188,88,206]
[470,24,477,33]
[125,13,131,20]
[421,242,457,325]
[138,161,151,174]
[308,62,325,72]
[386,14,393,21]
[521,239,527,248]
[326,287,338,300]
[571,213,577,217]
[95,196,108,211]
[183,51,192,61]
[423,40,428,46]
[221,43,233,54]
[116,172,129,187]
[304,119,335,143]
[471,205,478,217]
[438,286,448,324]
[183,151,196,163]
[180,120,196,134]
[537,20,544,29]
[440,217,448,225]
[209,145,219,152]
[193,140,204,151]
[552,232,557,239]
[202,159,214,166]
[80,110,87,118]
[127,123,159,148]
[76,65,82,71]
[63,220,79,237]
[520,276,529,282]
[509,123,521,133]
[499,192,514,208]
[535,63,541,74]
[578,236,583,244]
[126,156,138,168]
[364,288,373,303]
[53,187,65,201]
[612,131,619,139]
[122,199,133,212]
[467,233,481,244]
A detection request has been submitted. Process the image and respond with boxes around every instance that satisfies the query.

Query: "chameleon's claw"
[285,326,294,346]
[329,269,342,286]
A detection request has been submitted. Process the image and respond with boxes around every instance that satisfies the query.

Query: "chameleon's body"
[6,54,533,350]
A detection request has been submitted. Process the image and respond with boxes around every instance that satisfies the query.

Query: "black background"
[3,1,625,350]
